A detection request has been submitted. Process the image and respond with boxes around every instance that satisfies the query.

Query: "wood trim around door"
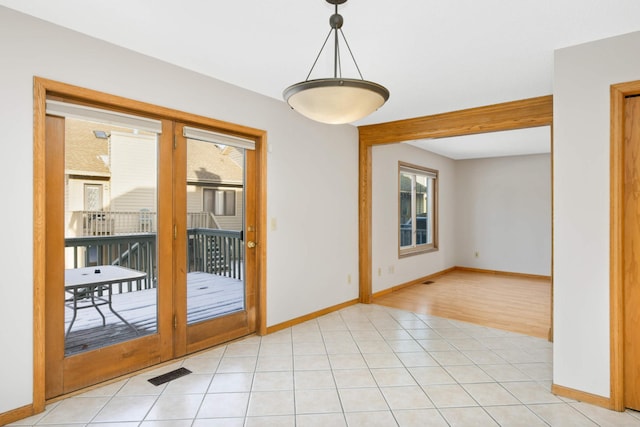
[32,77,47,414]
[357,95,554,305]
[610,80,640,411]
[32,77,267,411]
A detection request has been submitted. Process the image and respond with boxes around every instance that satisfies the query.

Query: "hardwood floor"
[373,269,551,339]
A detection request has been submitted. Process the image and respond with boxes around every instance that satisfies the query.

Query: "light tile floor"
[10,304,640,426]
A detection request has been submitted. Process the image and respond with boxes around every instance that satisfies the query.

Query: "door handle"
[247,241,256,248]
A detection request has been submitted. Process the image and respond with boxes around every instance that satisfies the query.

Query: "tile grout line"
[187,348,222,425]
[389,312,437,412]
[377,310,436,426]
[394,309,460,425]
[321,313,350,426]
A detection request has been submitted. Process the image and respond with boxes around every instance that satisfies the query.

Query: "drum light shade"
[283,0,389,124]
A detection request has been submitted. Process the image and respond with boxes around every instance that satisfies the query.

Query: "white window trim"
[46,100,162,134]
[184,126,255,151]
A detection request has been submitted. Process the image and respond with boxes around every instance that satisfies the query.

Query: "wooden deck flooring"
[64,271,243,356]
[373,269,551,339]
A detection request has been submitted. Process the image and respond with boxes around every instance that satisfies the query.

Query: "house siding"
[109,132,158,213]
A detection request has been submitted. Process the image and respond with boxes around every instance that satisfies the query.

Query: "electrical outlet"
[347,274,352,284]
[378,267,382,276]
[474,251,479,258]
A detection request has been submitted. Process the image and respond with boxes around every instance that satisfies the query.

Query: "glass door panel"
[185,137,246,325]
[63,117,159,356]
[42,86,260,398]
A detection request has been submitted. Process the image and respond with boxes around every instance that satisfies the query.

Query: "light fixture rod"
[303,1,367,82]
[338,28,364,80]
[335,30,342,78]
[333,3,339,78]
[305,28,334,81]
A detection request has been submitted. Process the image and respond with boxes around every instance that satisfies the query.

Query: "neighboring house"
[64,118,245,239]
[64,118,111,237]
[186,139,244,232]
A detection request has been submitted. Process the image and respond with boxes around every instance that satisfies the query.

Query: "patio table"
[65,265,147,337]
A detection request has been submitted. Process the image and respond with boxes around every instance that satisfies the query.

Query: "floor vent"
[148,367,192,386]
[422,280,435,285]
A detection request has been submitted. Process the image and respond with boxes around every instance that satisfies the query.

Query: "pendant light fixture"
[283,0,389,124]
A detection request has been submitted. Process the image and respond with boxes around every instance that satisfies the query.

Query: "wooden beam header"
[358,95,553,146]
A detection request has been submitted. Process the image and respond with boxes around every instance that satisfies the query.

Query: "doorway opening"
[357,96,554,339]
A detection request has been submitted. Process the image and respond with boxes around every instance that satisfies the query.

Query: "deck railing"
[188,228,243,280]
[65,228,243,293]
[72,210,217,236]
[65,234,157,292]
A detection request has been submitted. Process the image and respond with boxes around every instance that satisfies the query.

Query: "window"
[204,188,236,216]
[399,162,438,256]
[83,184,103,211]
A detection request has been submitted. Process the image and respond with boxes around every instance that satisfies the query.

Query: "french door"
[43,90,262,398]
[174,123,258,356]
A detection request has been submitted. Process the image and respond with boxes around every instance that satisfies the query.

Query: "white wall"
[371,143,457,292]
[0,6,360,413]
[554,31,640,398]
[455,154,551,276]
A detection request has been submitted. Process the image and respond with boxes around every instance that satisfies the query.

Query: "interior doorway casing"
[357,95,554,305]
[610,80,640,412]
[33,77,267,411]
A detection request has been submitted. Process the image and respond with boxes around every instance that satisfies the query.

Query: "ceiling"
[2,0,639,157]
[406,126,551,160]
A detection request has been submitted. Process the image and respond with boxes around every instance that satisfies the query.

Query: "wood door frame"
[173,124,260,356]
[357,95,554,324]
[610,80,640,411]
[33,77,267,410]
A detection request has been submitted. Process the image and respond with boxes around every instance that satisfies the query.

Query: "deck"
[64,271,244,356]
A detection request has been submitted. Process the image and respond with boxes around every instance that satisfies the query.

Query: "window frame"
[203,187,237,216]
[398,161,438,257]
[83,183,104,211]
